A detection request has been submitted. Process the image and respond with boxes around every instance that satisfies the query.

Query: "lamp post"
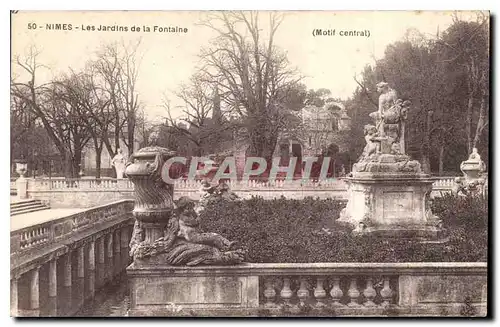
[14,158,28,200]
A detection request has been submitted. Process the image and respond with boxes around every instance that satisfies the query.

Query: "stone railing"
[127,262,487,317]
[430,176,456,196]
[29,177,134,190]
[175,178,348,200]
[26,178,135,208]
[11,200,133,257]
[22,176,458,207]
[11,199,135,317]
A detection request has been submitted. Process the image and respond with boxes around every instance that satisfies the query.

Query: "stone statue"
[111,149,127,179]
[469,148,481,162]
[126,146,245,266]
[359,124,380,161]
[369,82,410,154]
[176,196,238,250]
[352,83,420,174]
[195,180,239,214]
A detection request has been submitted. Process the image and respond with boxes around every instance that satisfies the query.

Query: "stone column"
[97,237,105,288]
[10,277,19,316]
[30,267,40,314]
[87,241,96,300]
[49,259,57,297]
[121,226,130,268]
[114,229,121,276]
[63,253,73,315]
[106,233,113,283]
[48,259,57,316]
[76,246,85,309]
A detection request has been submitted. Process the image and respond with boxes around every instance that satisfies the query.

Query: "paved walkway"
[11,208,86,231]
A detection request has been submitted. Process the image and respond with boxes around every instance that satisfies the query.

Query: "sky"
[11,10,481,122]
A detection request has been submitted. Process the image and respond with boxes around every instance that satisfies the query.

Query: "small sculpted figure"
[468,148,481,162]
[111,149,127,179]
[176,196,237,251]
[215,181,239,201]
[359,124,379,161]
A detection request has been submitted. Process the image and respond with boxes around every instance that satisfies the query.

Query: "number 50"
[27,23,37,29]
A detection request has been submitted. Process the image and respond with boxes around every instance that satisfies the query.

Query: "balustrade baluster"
[329,277,343,306]
[263,278,277,307]
[347,278,360,307]
[380,277,393,307]
[280,277,293,305]
[313,277,327,307]
[297,277,310,305]
[363,277,377,307]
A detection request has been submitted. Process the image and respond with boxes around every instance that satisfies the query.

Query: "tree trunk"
[127,117,135,155]
[73,150,82,178]
[63,151,73,178]
[421,111,433,174]
[473,90,487,149]
[438,144,445,176]
[95,149,102,179]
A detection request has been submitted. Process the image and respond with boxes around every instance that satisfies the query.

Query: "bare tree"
[163,73,237,156]
[62,67,113,178]
[11,47,91,177]
[94,40,142,157]
[198,11,302,161]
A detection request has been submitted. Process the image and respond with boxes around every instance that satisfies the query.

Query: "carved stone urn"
[125,146,177,244]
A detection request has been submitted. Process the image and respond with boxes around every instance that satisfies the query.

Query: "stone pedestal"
[16,176,28,200]
[338,173,443,240]
[339,151,444,240]
[127,262,259,316]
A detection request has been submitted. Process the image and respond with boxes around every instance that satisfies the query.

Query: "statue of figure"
[374,82,398,136]
[176,197,237,250]
[111,149,127,179]
[215,181,239,201]
[367,82,411,154]
[468,148,482,163]
[359,124,380,161]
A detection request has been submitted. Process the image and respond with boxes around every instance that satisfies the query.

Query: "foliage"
[199,195,487,263]
[346,14,489,175]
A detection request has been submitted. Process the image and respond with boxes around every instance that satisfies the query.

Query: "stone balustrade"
[127,262,487,317]
[21,176,458,208]
[10,200,135,317]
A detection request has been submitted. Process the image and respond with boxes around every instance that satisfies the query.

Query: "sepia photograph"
[10,10,489,318]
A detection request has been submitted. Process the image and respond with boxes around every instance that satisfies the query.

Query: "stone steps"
[11,199,50,216]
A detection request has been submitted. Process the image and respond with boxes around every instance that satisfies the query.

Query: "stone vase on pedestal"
[14,159,28,200]
[125,146,177,244]
[125,146,247,316]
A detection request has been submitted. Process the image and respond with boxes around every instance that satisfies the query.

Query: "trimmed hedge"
[198,194,487,263]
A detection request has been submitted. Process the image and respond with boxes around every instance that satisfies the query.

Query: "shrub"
[198,194,487,263]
